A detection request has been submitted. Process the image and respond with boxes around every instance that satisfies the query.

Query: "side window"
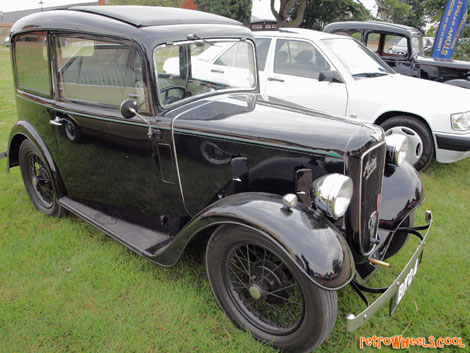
[334,31,362,41]
[214,42,250,69]
[366,32,381,53]
[254,38,272,71]
[383,35,408,56]
[156,41,255,106]
[55,36,146,110]
[273,39,330,79]
[14,32,50,96]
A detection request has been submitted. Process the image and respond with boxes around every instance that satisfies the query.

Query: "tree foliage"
[376,0,426,31]
[110,0,184,6]
[300,0,370,30]
[195,0,252,25]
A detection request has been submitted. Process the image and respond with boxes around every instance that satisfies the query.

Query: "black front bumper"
[436,134,470,152]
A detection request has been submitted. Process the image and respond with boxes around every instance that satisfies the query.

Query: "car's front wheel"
[206,225,337,353]
[19,139,65,217]
[380,116,434,171]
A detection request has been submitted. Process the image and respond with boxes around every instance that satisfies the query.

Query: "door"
[51,33,167,218]
[264,38,348,116]
[365,32,414,76]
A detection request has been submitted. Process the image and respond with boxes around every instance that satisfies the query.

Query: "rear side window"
[55,36,147,110]
[366,33,380,53]
[333,31,362,41]
[14,32,50,96]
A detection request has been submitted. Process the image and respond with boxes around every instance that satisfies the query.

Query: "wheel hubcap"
[249,285,262,300]
[386,126,423,165]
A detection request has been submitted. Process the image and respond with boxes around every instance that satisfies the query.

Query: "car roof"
[254,28,341,41]
[69,6,241,27]
[324,21,422,36]
[10,6,251,51]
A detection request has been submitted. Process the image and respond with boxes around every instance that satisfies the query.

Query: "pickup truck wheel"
[206,225,337,353]
[380,116,434,171]
[19,139,65,217]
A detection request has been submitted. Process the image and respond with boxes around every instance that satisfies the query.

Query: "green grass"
[1,46,469,352]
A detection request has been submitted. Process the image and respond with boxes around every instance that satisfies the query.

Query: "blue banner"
[432,0,469,59]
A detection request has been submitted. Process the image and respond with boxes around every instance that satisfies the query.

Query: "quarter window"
[55,36,146,110]
[14,32,50,96]
[273,39,330,79]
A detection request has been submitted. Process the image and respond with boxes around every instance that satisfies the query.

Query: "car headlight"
[451,111,470,131]
[312,174,353,219]
[385,133,408,166]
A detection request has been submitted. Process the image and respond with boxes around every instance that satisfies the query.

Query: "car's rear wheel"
[19,139,65,217]
[206,225,337,353]
[380,116,434,171]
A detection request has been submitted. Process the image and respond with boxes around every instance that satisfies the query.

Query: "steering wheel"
[160,85,188,104]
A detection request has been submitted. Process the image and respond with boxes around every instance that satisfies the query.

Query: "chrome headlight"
[451,111,470,131]
[312,174,353,219]
[385,134,408,166]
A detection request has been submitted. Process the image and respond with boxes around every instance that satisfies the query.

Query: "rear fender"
[152,192,355,290]
[7,120,66,197]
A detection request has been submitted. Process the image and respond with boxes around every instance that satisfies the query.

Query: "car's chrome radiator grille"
[359,142,386,254]
[347,141,386,255]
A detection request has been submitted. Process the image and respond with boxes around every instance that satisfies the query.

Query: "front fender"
[379,161,424,231]
[153,192,355,290]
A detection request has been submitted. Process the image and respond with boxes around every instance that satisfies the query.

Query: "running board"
[58,197,172,257]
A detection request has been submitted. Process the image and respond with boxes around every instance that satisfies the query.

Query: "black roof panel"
[70,6,242,28]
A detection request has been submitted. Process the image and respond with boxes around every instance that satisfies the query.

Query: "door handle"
[49,117,63,126]
[211,69,224,74]
[268,77,284,82]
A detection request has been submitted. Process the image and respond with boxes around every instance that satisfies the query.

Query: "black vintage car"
[324,21,470,88]
[5,6,432,352]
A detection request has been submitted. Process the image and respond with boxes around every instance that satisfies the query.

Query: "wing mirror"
[120,99,154,138]
[318,71,344,83]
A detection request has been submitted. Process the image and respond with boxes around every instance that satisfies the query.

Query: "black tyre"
[19,139,65,217]
[384,213,414,260]
[206,225,337,353]
[380,116,434,171]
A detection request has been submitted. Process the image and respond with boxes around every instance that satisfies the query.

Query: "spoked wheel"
[19,139,65,217]
[206,225,337,353]
[380,116,434,171]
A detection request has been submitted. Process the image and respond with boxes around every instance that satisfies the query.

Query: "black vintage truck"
[325,21,470,88]
[5,6,432,352]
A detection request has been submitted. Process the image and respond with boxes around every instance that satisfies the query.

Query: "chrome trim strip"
[358,141,386,256]
[170,100,214,217]
[346,211,433,332]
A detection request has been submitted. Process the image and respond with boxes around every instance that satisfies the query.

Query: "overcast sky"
[2,0,377,16]
[1,0,84,13]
